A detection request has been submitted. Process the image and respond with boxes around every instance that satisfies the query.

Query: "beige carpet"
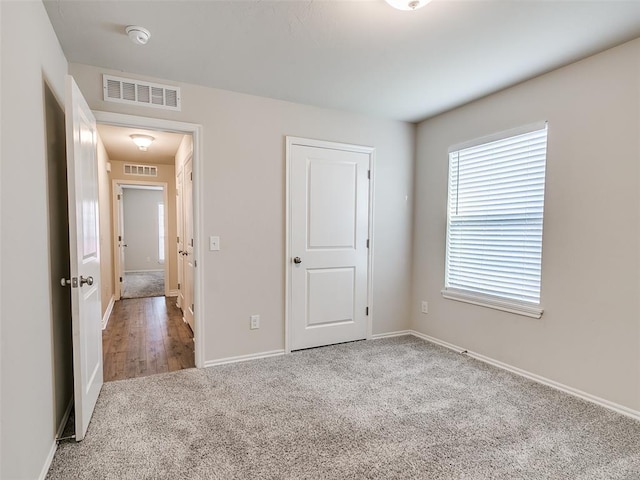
[121,271,165,299]
[46,336,640,479]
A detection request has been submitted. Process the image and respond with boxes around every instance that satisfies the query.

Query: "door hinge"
[117,194,122,200]
[366,307,369,316]
[190,172,193,181]
[178,283,181,290]
[177,236,180,243]
[119,277,122,282]
[366,239,370,249]
[190,238,194,247]
[367,170,371,180]
[194,260,197,267]
[191,303,194,313]
[118,235,122,242]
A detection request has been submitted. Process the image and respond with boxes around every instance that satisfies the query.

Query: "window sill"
[441,288,543,319]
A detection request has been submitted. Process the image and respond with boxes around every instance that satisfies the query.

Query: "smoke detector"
[125,25,151,45]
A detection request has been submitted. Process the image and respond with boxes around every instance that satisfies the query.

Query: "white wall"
[97,135,114,315]
[412,38,640,412]
[0,1,69,478]
[123,188,164,272]
[70,63,416,362]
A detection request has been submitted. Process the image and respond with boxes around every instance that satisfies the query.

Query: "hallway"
[102,297,195,382]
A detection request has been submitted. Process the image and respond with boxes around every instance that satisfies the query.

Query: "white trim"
[448,120,547,153]
[167,289,178,297]
[204,350,285,368]
[38,441,58,480]
[441,288,543,319]
[113,180,170,297]
[370,330,412,340]
[284,137,375,353]
[95,111,205,368]
[410,330,640,422]
[101,295,115,330]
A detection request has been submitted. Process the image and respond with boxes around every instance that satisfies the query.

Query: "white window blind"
[443,123,548,317]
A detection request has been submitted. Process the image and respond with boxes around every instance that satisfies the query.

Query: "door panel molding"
[285,136,375,353]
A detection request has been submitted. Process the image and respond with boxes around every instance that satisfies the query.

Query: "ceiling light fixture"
[384,0,431,10]
[130,134,155,151]
[125,25,151,45]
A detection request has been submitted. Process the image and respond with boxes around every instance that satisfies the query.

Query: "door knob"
[293,257,302,264]
[80,276,94,286]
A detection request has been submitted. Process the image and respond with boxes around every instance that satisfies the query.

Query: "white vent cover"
[124,164,158,177]
[103,75,181,111]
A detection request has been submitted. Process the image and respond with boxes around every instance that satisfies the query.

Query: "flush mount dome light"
[125,25,151,45]
[384,0,431,10]
[130,134,155,151]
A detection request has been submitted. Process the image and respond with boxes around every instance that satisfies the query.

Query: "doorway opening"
[115,183,169,300]
[44,80,75,440]
[95,117,201,382]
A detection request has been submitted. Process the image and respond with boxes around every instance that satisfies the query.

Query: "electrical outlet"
[250,314,260,330]
[209,236,220,251]
[421,301,428,314]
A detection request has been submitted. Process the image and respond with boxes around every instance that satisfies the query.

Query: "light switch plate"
[421,301,428,314]
[209,236,220,251]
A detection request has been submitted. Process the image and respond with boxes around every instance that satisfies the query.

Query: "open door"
[183,155,195,331]
[115,184,125,300]
[65,76,103,441]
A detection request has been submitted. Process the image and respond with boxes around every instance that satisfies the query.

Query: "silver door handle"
[61,277,78,288]
[80,276,94,286]
[293,257,302,264]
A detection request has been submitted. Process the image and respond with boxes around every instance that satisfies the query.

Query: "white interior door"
[65,76,103,441]
[115,184,125,300]
[176,168,185,309]
[183,156,194,331]
[289,141,371,351]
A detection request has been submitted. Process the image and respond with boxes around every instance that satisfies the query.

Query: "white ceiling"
[44,1,640,123]
[96,124,185,164]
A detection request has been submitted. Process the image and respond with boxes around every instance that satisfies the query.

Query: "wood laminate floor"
[103,296,195,382]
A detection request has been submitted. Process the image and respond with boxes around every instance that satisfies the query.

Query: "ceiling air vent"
[103,75,181,111]
[124,164,158,177]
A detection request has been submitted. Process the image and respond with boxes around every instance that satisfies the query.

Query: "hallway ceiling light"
[130,134,155,151]
[125,25,151,45]
[384,0,431,10]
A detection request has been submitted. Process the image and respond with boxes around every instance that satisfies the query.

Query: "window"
[158,203,165,264]
[443,122,548,318]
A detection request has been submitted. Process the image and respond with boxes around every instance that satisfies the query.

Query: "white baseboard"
[370,330,412,340]
[204,349,285,368]
[101,295,115,330]
[167,290,178,297]
[410,330,640,422]
[38,440,58,480]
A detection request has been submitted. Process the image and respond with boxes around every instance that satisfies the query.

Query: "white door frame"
[94,111,205,368]
[284,136,376,354]
[112,180,170,299]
